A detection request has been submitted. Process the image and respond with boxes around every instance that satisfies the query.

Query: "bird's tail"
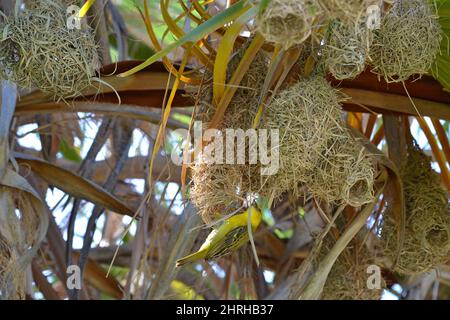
[176,250,206,267]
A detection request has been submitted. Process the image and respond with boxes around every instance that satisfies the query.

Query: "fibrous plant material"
[259,76,376,207]
[190,162,248,224]
[381,142,450,275]
[321,236,384,300]
[220,47,267,130]
[0,0,98,100]
[370,0,442,83]
[195,46,266,129]
[0,187,44,299]
[257,0,321,49]
[322,0,380,79]
[309,137,376,207]
[324,20,371,80]
[0,241,24,300]
[319,0,379,22]
[190,50,267,224]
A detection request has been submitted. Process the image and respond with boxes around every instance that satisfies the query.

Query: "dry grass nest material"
[257,0,321,49]
[0,0,98,101]
[0,187,44,299]
[381,143,450,275]
[321,236,384,300]
[190,50,267,224]
[324,20,371,80]
[370,0,442,83]
[319,0,379,22]
[322,0,380,79]
[0,235,24,300]
[190,162,257,224]
[259,76,376,207]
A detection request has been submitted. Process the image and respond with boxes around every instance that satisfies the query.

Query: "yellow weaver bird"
[176,206,262,267]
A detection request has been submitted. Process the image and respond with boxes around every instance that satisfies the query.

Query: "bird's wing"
[200,213,246,250]
[205,225,248,260]
[198,228,219,251]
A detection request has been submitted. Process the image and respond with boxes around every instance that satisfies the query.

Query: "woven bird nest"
[322,0,381,79]
[257,0,321,49]
[370,0,442,83]
[258,76,376,207]
[0,0,98,101]
[324,19,371,80]
[0,234,24,300]
[381,142,450,275]
[190,49,267,224]
[321,236,385,300]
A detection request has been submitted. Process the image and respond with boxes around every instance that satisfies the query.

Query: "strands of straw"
[370,0,442,83]
[321,236,384,300]
[0,0,98,101]
[257,0,321,49]
[381,142,450,275]
[190,50,267,223]
[319,0,379,22]
[0,187,45,299]
[259,76,376,207]
[324,19,371,80]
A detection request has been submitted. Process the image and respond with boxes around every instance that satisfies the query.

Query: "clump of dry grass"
[190,50,268,223]
[319,0,379,22]
[324,20,370,80]
[258,76,376,207]
[0,187,43,299]
[0,232,25,299]
[309,137,376,207]
[322,0,381,79]
[0,0,98,100]
[0,187,23,300]
[370,0,442,83]
[221,48,267,130]
[192,57,376,222]
[321,236,384,300]
[190,162,246,224]
[381,142,450,275]
[257,0,321,49]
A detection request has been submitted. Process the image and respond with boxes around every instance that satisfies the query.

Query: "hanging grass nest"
[0,235,24,300]
[257,0,321,49]
[190,162,248,224]
[322,0,380,79]
[319,0,379,22]
[195,45,267,129]
[258,76,376,207]
[0,0,98,101]
[370,0,442,83]
[381,142,450,275]
[324,20,371,80]
[190,50,267,224]
[309,136,376,207]
[221,49,267,130]
[321,236,385,300]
